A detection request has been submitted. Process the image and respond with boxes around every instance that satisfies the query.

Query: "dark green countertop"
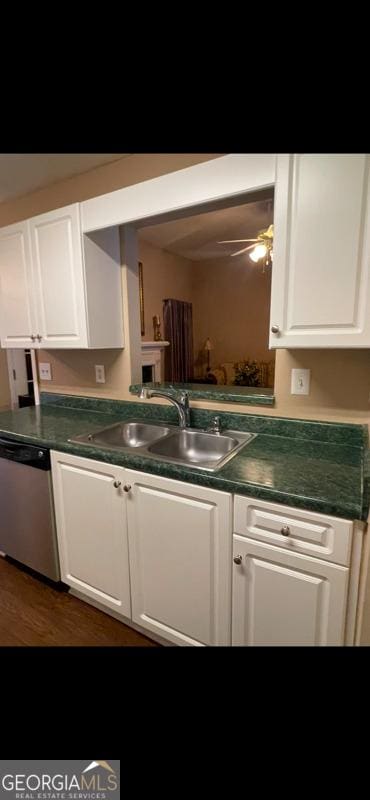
[0,396,368,522]
[129,382,275,406]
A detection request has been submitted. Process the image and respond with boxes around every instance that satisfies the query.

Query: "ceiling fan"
[218,223,274,266]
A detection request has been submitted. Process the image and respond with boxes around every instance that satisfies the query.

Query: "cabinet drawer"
[233,496,353,566]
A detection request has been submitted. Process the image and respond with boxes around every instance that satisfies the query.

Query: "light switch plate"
[95,364,105,383]
[39,362,52,381]
[291,368,310,395]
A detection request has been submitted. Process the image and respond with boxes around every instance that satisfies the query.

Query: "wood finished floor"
[0,556,159,647]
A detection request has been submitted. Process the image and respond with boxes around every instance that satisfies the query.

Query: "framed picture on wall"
[139,261,145,335]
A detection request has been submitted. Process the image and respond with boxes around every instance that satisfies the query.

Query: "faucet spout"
[138,387,190,428]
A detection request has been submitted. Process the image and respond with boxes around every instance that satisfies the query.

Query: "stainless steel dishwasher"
[0,437,60,581]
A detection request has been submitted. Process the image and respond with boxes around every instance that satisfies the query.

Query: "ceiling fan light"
[249,243,267,262]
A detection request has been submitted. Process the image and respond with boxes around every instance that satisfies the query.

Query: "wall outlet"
[95,364,105,383]
[39,362,52,381]
[291,368,310,395]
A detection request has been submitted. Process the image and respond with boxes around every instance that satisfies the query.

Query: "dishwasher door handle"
[0,439,50,469]
[0,437,25,449]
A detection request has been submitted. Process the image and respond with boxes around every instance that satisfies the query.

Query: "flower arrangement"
[233,360,260,387]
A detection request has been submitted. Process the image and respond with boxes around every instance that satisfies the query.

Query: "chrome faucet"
[139,387,190,428]
[206,415,222,434]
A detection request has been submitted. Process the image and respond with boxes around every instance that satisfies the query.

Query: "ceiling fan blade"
[218,239,258,244]
[231,244,258,256]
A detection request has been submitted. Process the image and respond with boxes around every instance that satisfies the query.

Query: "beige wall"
[192,255,273,370]
[139,242,273,378]
[37,351,370,431]
[36,344,370,427]
[139,239,193,342]
[275,350,370,420]
[0,349,11,409]
[0,152,370,428]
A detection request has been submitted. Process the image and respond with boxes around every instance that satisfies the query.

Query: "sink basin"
[70,420,172,449]
[147,429,256,471]
[148,429,237,466]
[69,419,256,471]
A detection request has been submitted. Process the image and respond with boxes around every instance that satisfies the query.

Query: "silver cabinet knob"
[37,334,42,341]
[233,555,243,565]
[123,484,132,493]
[271,325,280,334]
[113,480,121,488]
[31,335,36,341]
[281,525,290,536]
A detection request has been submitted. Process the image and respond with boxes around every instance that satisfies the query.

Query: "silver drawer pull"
[123,484,131,493]
[233,555,243,565]
[113,480,121,488]
[281,525,290,536]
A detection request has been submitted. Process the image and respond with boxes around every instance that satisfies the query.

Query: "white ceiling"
[0,153,129,203]
[138,198,274,261]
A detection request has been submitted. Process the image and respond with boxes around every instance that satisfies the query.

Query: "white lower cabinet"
[51,453,232,646]
[50,451,356,647]
[124,469,232,646]
[232,535,349,646]
[51,452,131,617]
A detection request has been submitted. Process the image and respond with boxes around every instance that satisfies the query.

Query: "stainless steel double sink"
[69,420,256,472]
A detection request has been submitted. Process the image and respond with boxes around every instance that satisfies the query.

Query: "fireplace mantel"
[141,341,170,382]
[141,341,170,350]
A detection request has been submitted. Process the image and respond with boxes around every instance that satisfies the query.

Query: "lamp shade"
[204,338,213,351]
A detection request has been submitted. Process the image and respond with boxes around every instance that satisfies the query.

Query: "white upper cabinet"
[5,155,370,353]
[30,205,88,348]
[270,154,370,347]
[0,204,124,349]
[0,220,37,347]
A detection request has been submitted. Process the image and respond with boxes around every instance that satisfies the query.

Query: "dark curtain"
[163,299,194,382]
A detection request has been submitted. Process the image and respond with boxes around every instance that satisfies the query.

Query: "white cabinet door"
[30,204,88,348]
[270,154,370,347]
[126,469,232,646]
[0,220,37,347]
[51,451,131,617]
[232,535,349,646]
